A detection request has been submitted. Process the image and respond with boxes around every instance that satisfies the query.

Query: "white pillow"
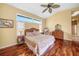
[26,32,33,36]
[33,30,40,35]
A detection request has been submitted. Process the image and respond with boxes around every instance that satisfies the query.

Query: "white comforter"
[25,34,55,56]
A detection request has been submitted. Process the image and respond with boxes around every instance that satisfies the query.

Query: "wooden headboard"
[24,28,39,35]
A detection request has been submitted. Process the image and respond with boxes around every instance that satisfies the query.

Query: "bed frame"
[24,28,39,35]
[24,28,55,56]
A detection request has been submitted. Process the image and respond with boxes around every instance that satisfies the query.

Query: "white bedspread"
[25,34,55,56]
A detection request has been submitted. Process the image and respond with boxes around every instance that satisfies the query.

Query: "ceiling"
[8,3,79,18]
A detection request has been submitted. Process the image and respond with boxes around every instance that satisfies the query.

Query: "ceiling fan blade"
[41,4,48,7]
[42,8,48,13]
[48,3,54,6]
[51,4,60,8]
[49,7,52,13]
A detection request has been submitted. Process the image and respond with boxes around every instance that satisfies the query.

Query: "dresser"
[52,30,64,40]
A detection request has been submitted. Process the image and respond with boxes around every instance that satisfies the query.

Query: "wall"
[0,4,43,49]
[46,7,79,41]
[42,19,46,30]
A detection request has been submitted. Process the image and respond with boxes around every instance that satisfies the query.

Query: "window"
[16,22,25,36]
[16,15,42,36]
[16,15,41,24]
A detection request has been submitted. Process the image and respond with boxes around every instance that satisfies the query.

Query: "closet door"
[72,20,77,36]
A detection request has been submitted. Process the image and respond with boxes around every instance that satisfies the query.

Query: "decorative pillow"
[26,32,33,36]
[32,30,40,35]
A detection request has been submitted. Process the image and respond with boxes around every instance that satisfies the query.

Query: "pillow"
[26,32,33,36]
[32,30,40,35]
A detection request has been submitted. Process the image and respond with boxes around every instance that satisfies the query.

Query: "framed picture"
[0,18,14,28]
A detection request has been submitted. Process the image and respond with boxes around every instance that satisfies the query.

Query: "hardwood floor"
[0,39,79,56]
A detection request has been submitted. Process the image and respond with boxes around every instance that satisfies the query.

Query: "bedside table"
[17,35,25,44]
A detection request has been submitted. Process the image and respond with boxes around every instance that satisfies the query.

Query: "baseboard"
[0,43,17,49]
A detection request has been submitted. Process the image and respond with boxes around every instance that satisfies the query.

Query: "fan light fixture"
[41,3,60,13]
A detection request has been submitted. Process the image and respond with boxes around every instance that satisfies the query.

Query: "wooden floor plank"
[0,39,79,56]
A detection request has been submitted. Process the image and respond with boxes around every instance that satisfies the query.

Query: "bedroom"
[0,3,79,56]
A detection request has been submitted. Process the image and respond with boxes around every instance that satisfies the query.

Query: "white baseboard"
[0,43,17,49]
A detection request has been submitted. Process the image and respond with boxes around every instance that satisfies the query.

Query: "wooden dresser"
[52,30,64,40]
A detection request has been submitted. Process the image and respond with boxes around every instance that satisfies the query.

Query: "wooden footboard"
[25,38,55,56]
[41,42,55,56]
[25,38,36,48]
[25,38,39,55]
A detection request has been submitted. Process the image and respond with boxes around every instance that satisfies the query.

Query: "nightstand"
[17,35,25,44]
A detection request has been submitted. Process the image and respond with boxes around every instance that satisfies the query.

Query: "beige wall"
[46,7,79,41]
[0,4,43,49]
[42,19,46,29]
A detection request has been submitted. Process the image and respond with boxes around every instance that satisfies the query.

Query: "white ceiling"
[8,3,79,18]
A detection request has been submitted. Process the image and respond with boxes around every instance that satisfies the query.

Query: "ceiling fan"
[41,3,60,13]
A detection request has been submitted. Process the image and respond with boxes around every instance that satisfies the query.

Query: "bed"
[25,28,55,56]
